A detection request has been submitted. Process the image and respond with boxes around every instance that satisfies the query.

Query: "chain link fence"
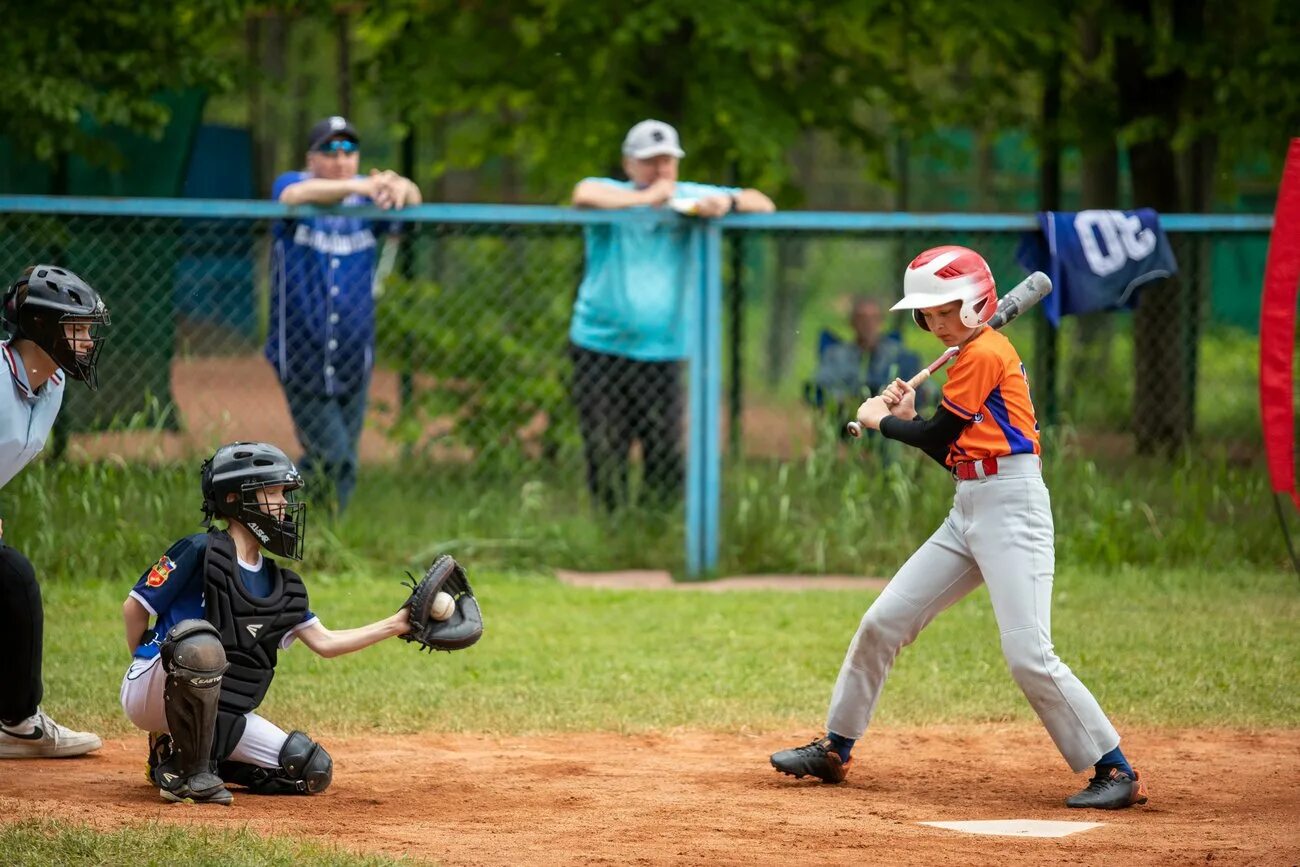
[0,201,1273,573]
[0,208,600,480]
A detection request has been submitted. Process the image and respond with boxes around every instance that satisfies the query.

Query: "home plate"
[919,820,1104,838]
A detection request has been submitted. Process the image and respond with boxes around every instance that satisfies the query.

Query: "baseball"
[431,591,456,621]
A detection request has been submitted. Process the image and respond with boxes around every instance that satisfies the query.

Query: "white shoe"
[0,707,102,758]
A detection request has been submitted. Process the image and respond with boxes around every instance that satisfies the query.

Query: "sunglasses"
[315,139,359,154]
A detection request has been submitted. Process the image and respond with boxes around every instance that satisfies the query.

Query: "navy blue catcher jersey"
[128,533,318,660]
[1016,209,1178,326]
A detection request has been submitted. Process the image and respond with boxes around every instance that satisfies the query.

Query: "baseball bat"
[845,271,1053,438]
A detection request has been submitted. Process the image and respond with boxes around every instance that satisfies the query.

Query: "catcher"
[119,441,482,805]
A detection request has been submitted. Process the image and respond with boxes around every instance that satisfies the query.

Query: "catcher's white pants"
[120,656,288,768]
[825,454,1120,773]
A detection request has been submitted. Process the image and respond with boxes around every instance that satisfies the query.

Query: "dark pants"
[0,544,42,724]
[570,344,684,512]
[283,374,370,514]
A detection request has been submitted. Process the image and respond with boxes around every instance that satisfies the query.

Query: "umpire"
[0,265,108,758]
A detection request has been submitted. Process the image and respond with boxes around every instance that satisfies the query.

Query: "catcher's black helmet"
[201,442,306,560]
[2,265,110,389]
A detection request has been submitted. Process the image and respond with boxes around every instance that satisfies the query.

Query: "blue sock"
[826,732,855,763]
[1095,746,1133,777]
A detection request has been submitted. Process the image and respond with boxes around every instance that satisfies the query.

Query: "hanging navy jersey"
[1016,209,1178,326]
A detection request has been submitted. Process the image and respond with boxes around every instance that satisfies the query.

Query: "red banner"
[1260,139,1300,510]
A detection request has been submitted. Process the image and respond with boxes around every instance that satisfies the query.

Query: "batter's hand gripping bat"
[845,271,1053,438]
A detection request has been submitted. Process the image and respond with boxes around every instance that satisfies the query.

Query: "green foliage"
[373,233,580,465]
[722,439,1286,575]
[360,0,922,199]
[8,424,1286,590]
[0,1,246,165]
[1108,0,1300,166]
[0,820,429,867]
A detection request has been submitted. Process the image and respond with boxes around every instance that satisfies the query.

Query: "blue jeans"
[283,375,370,513]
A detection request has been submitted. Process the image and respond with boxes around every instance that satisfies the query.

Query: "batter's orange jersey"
[939,328,1041,464]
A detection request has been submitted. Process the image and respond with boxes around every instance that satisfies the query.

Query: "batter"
[770,246,1148,810]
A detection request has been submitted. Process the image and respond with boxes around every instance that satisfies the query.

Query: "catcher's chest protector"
[202,529,308,720]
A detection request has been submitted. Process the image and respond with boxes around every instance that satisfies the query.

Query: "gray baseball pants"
[825,454,1120,772]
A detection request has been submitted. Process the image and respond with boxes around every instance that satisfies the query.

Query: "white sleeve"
[279,615,321,649]
[128,589,158,617]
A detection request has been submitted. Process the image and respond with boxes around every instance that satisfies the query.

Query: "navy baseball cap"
[306,116,360,151]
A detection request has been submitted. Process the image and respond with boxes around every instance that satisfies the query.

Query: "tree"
[357,0,931,201]
[1106,0,1300,451]
[0,1,247,168]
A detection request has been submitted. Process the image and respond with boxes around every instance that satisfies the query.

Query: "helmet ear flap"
[3,281,24,329]
[961,293,996,328]
[912,309,931,331]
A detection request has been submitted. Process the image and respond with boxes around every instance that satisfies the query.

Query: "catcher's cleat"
[158,769,234,806]
[145,731,174,785]
[770,736,852,784]
[1065,767,1148,809]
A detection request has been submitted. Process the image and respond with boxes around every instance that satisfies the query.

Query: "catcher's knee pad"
[160,619,228,778]
[222,731,333,795]
[281,731,333,794]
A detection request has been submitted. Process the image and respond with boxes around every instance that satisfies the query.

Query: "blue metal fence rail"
[0,197,1275,232]
[0,196,1275,576]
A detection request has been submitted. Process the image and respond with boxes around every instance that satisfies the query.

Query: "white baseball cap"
[622,120,686,159]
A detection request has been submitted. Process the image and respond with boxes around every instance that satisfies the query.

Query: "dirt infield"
[2,726,1296,865]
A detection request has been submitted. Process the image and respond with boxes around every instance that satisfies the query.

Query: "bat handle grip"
[847,349,955,438]
[905,366,934,391]
[882,366,935,408]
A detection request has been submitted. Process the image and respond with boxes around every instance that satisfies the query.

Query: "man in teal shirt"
[570,120,774,511]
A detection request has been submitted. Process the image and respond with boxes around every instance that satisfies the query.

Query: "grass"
[42,563,1300,740]
[5,430,1288,584]
[0,820,431,867]
[724,433,1287,575]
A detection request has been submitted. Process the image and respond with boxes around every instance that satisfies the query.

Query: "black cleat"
[770,736,851,784]
[1065,767,1148,809]
[158,769,234,806]
[144,731,173,786]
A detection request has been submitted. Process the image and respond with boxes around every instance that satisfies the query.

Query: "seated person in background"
[808,297,934,427]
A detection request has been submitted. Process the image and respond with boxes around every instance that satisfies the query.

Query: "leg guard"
[219,731,333,795]
[159,619,228,785]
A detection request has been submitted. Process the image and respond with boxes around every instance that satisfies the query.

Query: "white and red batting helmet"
[891,245,998,331]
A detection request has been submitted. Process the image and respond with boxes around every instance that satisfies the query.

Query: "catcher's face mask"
[57,315,109,387]
[235,481,306,560]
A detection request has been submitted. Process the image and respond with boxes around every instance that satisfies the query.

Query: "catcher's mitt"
[401,555,484,652]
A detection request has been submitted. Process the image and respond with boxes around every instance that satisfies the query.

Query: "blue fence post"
[686,221,723,578]
[686,224,703,577]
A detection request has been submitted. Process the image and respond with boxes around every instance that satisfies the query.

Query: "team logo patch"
[146,555,177,588]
